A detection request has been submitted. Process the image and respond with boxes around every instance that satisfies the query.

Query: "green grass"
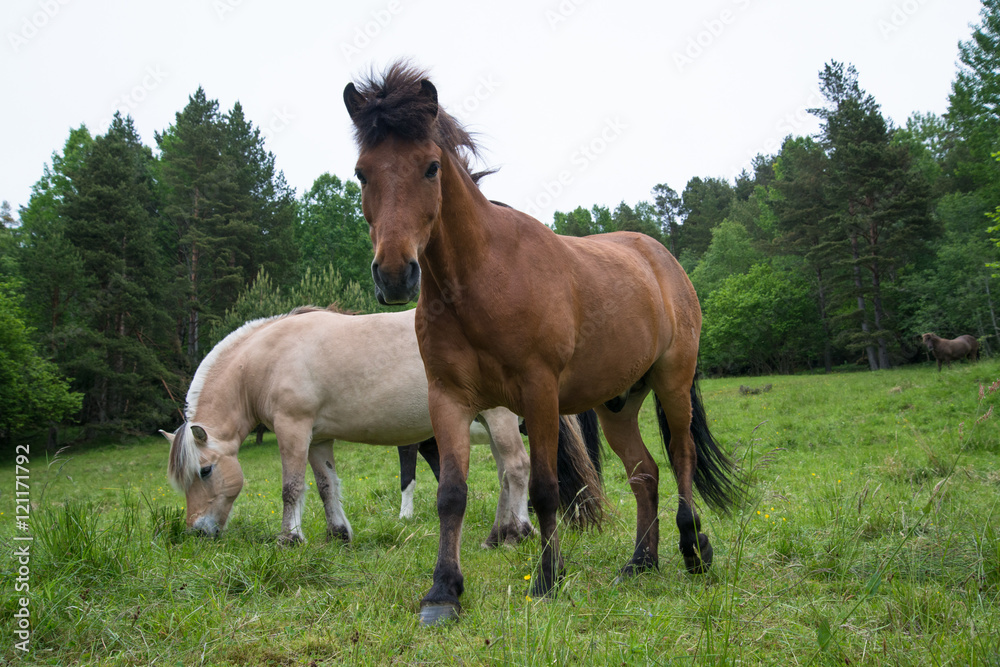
[3,359,1000,665]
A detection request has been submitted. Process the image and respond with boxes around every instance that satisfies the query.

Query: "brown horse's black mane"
[345,61,494,183]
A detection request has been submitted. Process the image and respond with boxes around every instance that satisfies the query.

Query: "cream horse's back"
[164,308,602,545]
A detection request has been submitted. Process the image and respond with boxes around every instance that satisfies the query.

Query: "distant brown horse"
[922,333,979,371]
[344,62,743,624]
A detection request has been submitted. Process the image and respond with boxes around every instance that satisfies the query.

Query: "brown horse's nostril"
[405,260,420,289]
[372,260,421,305]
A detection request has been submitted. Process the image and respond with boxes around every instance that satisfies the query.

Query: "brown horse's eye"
[425,162,440,179]
[355,169,367,185]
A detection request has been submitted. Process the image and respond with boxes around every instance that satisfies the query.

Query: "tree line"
[0,89,376,442]
[2,1,999,443]
[553,5,1000,376]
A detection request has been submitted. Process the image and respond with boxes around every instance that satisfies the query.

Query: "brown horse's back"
[485,220,700,413]
[957,334,979,359]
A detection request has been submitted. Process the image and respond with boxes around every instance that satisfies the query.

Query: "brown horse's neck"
[420,151,496,300]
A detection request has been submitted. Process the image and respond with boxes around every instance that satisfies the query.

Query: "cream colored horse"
[163,307,602,545]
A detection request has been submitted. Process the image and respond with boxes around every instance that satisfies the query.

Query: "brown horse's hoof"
[683,533,713,574]
[419,602,461,626]
[613,557,658,584]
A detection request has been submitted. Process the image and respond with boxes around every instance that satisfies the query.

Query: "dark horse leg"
[595,390,661,576]
[521,386,565,598]
[419,391,474,625]
[418,436,441,479]
[651,369,740,574]
[397,443,419,520]
[398,438,441,519]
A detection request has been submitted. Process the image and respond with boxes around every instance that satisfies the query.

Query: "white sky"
[1,0,985,225]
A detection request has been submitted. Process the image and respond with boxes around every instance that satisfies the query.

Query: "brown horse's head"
[344,62,487,304]
[163,423,244,536]
[921,332,938,351]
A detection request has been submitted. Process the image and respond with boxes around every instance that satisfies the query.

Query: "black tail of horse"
[556,410,606,529]
[656,381,743,515]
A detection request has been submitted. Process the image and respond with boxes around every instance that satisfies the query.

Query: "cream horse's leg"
[479,407,534,547]
[309,441,353,542]
[274,416,312,544]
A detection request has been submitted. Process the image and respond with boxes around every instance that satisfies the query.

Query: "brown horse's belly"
[556,341,658,414]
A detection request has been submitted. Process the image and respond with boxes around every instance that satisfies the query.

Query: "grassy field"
[2,359,1000,666]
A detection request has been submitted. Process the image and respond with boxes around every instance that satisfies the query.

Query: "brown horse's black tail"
[656,381,744,515]
[556,410,606,529]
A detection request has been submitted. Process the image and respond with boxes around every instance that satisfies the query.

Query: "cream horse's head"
[163,423,244,536]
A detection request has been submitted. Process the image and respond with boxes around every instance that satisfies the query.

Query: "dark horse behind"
[922,332,979,371]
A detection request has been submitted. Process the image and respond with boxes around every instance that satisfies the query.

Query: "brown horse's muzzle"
[372,259,421,305]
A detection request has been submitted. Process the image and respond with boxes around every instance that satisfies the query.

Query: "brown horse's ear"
[159,429,175,444]
[190,425,208,445]
[344,82,365,119]
[419,79,439,117]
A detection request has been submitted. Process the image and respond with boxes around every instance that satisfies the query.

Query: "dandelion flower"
[524,574,531,581]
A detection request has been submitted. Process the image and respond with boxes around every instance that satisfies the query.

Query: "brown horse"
[922,333,979,371]
[344,62,743,624]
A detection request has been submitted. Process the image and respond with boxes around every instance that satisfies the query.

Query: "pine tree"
[17,127,93,351]
[948,0,1000,197]
[810,62,935,369]
[156,87,232,367]
[61,114,173,428]
[157,90,297,368]
[770,136,841,372]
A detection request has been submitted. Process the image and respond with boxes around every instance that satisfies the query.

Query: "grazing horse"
[163,307,603,545]
[344,62,744,624]
[922,333,979,371]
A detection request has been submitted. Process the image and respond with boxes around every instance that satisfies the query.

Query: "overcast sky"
[1,0,986,225]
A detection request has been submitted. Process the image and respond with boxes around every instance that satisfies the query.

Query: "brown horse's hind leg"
[648,373,713,574]
[595,390,660,577]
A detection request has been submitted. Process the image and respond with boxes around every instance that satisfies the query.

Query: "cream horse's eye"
[199,465,213,479]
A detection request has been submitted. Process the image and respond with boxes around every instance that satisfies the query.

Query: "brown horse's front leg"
[419,387,473,626]
[523,392,564,598]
